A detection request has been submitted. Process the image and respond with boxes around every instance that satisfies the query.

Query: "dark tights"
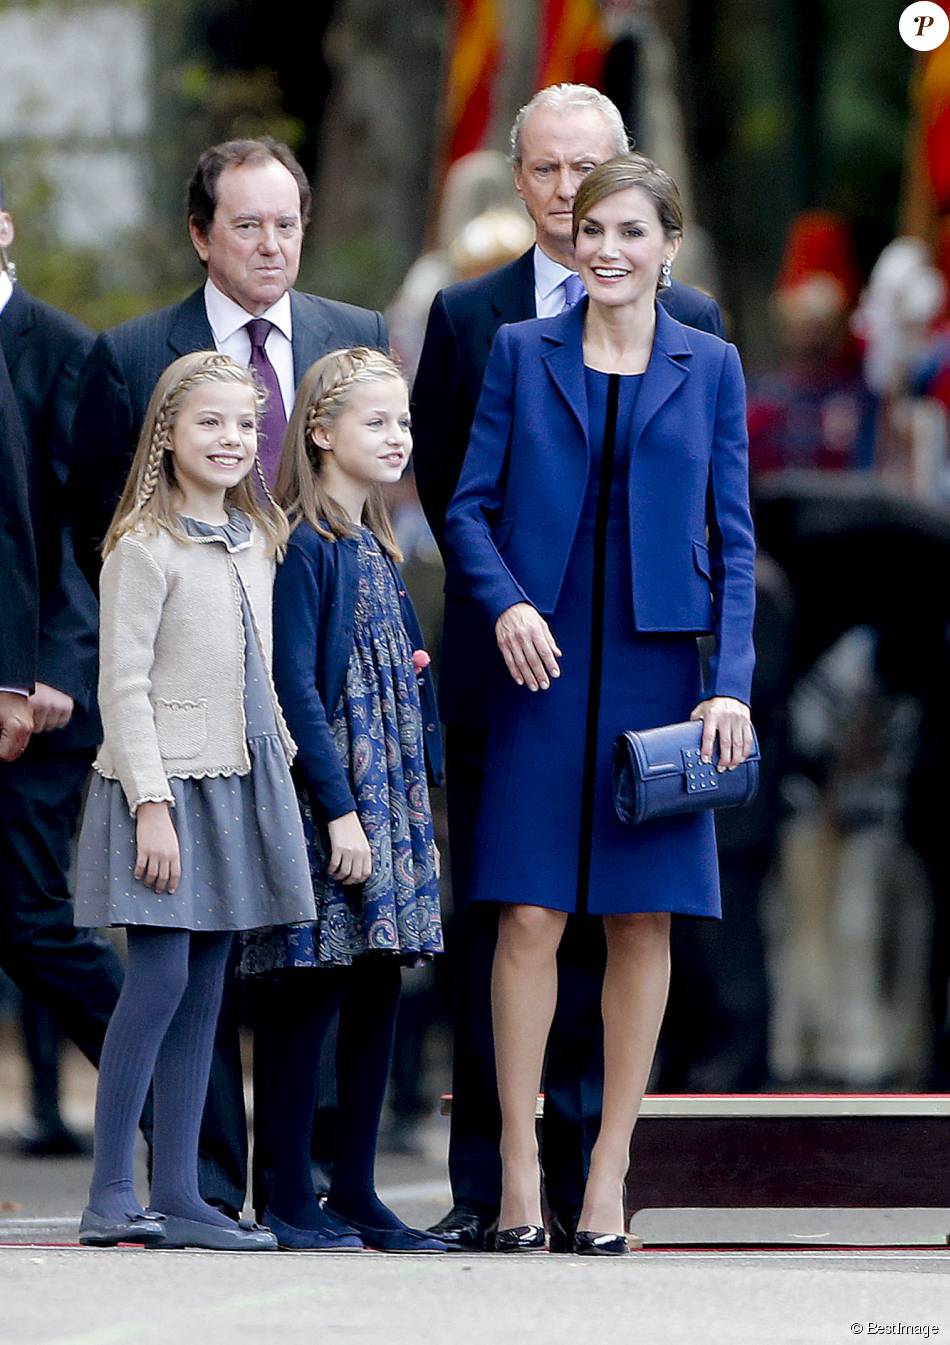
[88,928,233,1226]
[256,957,403,1230]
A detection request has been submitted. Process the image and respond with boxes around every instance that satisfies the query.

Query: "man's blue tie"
[561,272,586,311]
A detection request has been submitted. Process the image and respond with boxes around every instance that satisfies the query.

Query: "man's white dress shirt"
[203,279,295,417]
[533,245,582,319]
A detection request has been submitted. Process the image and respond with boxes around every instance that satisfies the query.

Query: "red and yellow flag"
[535,0,610,91]
[443,0,502,166]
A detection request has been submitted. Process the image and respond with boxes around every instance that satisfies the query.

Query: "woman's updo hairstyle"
[572,152,685,249]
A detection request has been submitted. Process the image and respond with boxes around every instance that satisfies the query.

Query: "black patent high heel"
[494,1223,547,1252]
[573,1228,641,1256]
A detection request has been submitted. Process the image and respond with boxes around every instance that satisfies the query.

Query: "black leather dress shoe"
[548,1209,580,1254]
[18,1124,90,1158]
[427,1202,497,1251]
[494,1224,547,1252]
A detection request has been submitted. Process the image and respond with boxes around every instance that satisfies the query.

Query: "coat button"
[426,722,436,733]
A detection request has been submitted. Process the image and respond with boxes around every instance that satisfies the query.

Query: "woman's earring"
[660,258,673,289]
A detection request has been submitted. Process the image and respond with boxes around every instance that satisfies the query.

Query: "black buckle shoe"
[427,1201,498,1251]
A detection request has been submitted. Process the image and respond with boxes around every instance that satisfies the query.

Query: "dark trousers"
[196,951,251,1213]
[0,750,124,1072]
[20,995,69,1130]
[197,968,305,1217]
[655,853,772,1092]
[444,724,605,1215]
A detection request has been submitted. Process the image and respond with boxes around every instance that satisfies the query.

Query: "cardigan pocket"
[154,699,208,759]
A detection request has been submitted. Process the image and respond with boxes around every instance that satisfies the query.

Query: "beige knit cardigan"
[93,523,296,814]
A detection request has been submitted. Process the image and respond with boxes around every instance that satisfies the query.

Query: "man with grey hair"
[412,83,724,1251]
[508,81,628,181]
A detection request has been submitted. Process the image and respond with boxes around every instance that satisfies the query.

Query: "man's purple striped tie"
[561,272,586,311]
[245,318,287,488]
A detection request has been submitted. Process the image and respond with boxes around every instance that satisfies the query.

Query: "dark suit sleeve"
[0,351,38,689]
[411,292,472,555]
[706,343,756,704]
[273,544,357,822]
[700,293,725,339]
[661,284,725,339]
[35,326,99,706]
[443,326,531,623]
[69,331,136,583]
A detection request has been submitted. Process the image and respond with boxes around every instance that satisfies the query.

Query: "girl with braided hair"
[74,351,315,1251]
[239,347,446,1252]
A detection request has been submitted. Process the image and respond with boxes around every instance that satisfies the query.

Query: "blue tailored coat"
[273,521,443,823]
[444,300,756,707]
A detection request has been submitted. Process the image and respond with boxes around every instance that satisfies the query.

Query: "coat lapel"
[0,285,32,375]
[540,299,590,446]
[167,288,215,357]
[627,302,692,450]
[538,299,693,459]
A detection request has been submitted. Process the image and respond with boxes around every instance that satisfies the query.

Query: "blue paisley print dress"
[241,528,443,970]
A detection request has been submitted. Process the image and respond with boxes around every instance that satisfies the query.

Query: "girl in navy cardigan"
[240,347,446,1253]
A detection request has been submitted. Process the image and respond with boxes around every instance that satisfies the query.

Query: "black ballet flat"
[494,1224,547,1253]
[573,1229,641,1256]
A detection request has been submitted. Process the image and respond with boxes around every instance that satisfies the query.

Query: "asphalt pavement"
[2,1046,950,1344]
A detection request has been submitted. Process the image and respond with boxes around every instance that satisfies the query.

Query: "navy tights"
[87,927,233,1226]
[256,957,403,1231]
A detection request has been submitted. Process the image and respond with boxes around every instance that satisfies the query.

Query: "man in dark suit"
[71,137,388,579]
[412,85,724,1250]
[0,344,37,760]
[0,185,128,1145]
[70,137,388,1218]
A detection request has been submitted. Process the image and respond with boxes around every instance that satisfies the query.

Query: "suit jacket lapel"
[490,250,536,331]
[0,286,33,375]
[167,287,215,357]
[628,302,692,449]
[289,291,337,385]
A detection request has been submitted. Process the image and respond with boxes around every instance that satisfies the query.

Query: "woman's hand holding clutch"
[495,603,562,691]
[689,697,754,771]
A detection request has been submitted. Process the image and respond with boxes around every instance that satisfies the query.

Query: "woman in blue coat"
[444,154,756,1254]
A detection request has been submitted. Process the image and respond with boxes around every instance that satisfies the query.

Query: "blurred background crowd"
[1,0,948,1161]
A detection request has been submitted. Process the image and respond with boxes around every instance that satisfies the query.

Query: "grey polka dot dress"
[73,513,317,933]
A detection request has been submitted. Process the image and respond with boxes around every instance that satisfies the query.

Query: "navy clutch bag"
[612,720,760,826]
